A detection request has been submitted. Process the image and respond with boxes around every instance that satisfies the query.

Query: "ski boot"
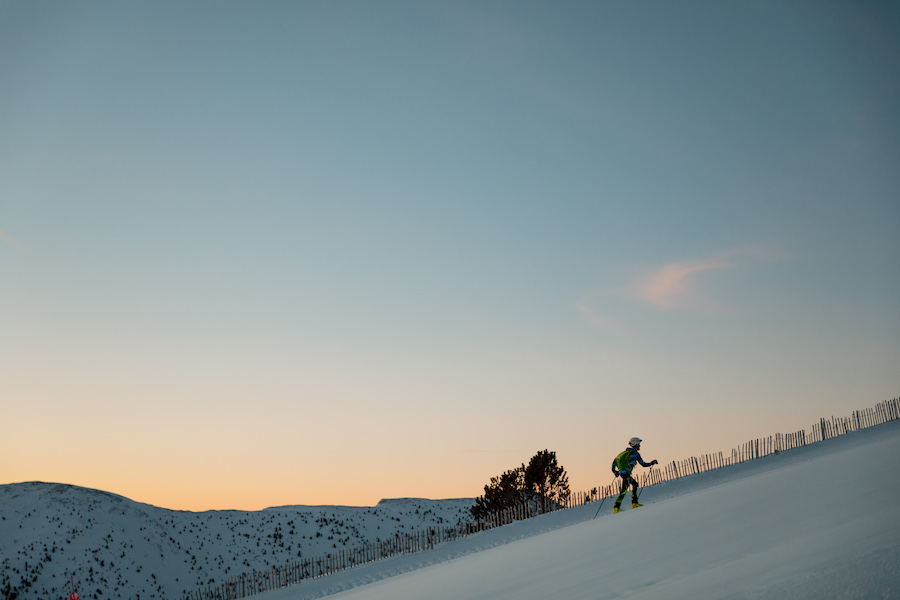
[631,501,643,509]
[613,505,621,514]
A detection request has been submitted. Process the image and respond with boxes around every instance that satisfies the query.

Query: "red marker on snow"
[69,574,80,600]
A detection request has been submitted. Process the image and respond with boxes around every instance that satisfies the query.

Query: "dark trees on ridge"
[470,449,571,519]
[524,449,570,513]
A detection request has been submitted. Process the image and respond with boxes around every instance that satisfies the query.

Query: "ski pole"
[592,496,606,519]
[592,475,618,519]
[636,465,654,503]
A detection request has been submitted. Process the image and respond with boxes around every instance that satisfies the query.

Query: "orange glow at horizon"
[2,408,827,513]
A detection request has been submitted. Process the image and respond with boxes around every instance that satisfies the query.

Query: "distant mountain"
[0,482,473,600]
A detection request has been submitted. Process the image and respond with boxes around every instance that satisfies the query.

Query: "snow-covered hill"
[256,420,900,600]
[0,487,472,600]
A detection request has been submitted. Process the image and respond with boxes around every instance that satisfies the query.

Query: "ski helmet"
[628,437,642,448]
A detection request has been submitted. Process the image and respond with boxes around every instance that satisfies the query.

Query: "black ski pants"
[614,473,638,506]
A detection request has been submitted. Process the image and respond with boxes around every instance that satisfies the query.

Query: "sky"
[1,0,898,511]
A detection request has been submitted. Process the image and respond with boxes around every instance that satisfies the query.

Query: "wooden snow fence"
[177,396,899,600]
[178,525,473,600]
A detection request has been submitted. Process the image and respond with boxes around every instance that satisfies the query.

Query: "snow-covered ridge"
[0,485,473,600]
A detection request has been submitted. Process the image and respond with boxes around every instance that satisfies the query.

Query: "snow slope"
[258,420,900,600]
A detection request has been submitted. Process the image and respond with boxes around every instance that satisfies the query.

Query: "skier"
[611,437,658,513]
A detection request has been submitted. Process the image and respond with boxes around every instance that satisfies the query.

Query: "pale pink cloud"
[633,257,732,309]
[578,243,784,329]
[0,229,18,246]
[629,243,784,310]
[576,291,611,329]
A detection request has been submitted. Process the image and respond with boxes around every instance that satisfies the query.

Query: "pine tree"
[470,450,570,519]
[523,449,570,513]
[470,468,524,520]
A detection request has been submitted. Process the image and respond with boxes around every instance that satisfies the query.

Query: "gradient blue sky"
[2,1,898,510]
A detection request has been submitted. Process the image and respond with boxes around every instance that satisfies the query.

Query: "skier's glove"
[612,468,619,477]
[650,460,658,466]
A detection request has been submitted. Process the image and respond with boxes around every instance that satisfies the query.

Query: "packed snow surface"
[258,421,900,600]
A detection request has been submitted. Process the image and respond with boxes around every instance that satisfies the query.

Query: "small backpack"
[614,448,634,472]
